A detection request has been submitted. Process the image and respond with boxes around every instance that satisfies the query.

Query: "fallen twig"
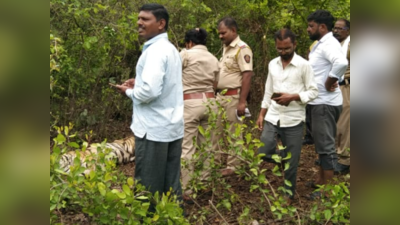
[209,200,229,225]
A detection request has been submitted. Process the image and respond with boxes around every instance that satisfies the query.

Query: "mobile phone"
[271,93,282,99]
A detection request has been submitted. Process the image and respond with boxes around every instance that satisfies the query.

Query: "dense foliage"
[50,0,350,139]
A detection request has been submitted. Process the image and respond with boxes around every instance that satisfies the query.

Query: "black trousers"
[309,104,342,170]
[259,121,303,198]
[135,135,183,201]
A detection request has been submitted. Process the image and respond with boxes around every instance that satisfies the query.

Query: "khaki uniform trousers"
[336,83,350,165]
[215,93,243,170]
[181,96,217,192]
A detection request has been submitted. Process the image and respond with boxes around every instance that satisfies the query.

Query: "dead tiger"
[59,136,135,174]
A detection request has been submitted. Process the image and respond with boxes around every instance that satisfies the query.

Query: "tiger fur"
[59,136,135,174]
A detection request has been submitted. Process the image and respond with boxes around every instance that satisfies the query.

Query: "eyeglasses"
[276,48,292,53]
[333,27,349,31]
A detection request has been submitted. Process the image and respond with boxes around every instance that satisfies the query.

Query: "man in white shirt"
[306,10,348,198]
[257,29,318,202]
[115,3,184,207]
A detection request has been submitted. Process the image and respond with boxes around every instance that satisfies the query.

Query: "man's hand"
[257,108,267,131]
[115,84,132,94]
[123,78,135,88]
[256,115,264,131]
[325,77,338,92]
[272,93,297,106]
[237,102,246,116]
[327,81,338,92]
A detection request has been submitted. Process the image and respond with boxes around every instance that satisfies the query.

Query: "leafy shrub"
[50,124,188,224]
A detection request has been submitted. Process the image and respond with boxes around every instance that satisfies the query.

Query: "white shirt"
[308,32,348,106]
[261,53,318,127]
[125,33,184,142]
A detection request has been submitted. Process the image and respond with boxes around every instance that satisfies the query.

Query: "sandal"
[183,193,194,205]
[305,181,322,189]
[307,191,326,200]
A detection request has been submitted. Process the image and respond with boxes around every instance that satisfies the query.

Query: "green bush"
[50,124,188,224]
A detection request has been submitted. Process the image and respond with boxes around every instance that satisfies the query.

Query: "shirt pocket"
[223,55,239,71]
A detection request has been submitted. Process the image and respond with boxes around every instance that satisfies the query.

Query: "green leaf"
[284,162,290,171]
[236,140,245,145]
[284,179,292,187]
[250,185,259,192]
[64,126,69,136]
[222,200,231,211]
[152,214,159,221]
[278,145,286,150]
[68,142,80,148]
[54,169,68,175]
[271,206,276,212]
[122,185,131,196]
[250,168,258,176]
[56,134,66,144]
[272,154,281,163]
[98,183,106,196]
[198,125,205,136]
[324,209,332,220]
[127,177,134,186]
[116,191,126,199]
[136,196,148,200]
[105,192,117,202]
[89,170,96,180]
[282,152,291,160]
[120,208,129,220]
[104,173,112,182]
[245,133,252,144]
[53,146,61,155]
[50,204,57,212]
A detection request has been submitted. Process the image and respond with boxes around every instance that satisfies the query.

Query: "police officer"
[216,17,253,176]
[180,28,219,201]
[333,19,351,174]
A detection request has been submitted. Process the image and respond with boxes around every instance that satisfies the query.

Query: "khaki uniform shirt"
[217,36,253,89]
[180,45,219,94]
[341,39,350,79]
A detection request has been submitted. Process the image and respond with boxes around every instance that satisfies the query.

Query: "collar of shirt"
[310,32,334,53]
[143,32,168,52]
[224,35,241,49]
[276,53,300,68]
[190,44,208,51]
[319,31,333,43]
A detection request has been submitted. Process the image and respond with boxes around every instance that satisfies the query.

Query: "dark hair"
[307,10,335,31]
[139,4,169,31]
[184,28,207,45]
[217,17,238,31]
[274,28,296,43]
[337,18,350,29]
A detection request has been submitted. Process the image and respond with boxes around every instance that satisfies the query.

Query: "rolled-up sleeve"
[325,43,348,79]
[261,71,273,109]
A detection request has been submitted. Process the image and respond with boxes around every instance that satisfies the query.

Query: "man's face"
[307,21,322,41]
[333,20,350,42]
[276,37,296,61]
[137,11,164,40]
[218,23,236,46]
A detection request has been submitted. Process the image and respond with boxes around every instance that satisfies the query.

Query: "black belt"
[339,78,350,86]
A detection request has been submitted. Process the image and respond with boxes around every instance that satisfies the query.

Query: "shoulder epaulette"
[238,41,249,49]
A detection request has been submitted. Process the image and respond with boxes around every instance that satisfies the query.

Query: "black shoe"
[302,139,314,145]
[334,163,350,175]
